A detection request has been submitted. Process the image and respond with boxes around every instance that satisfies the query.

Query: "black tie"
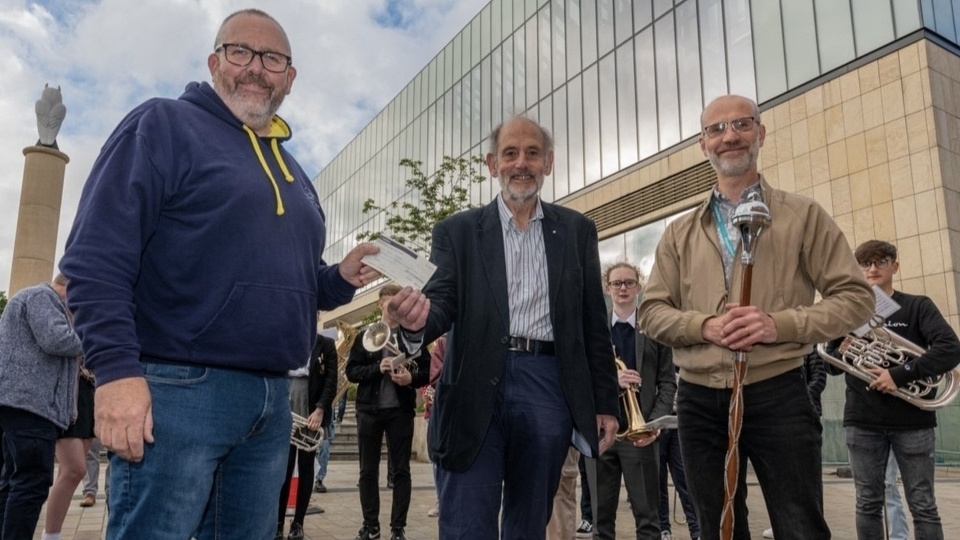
[612,322,637,371]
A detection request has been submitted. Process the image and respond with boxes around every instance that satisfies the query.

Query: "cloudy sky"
[0,0,488,293]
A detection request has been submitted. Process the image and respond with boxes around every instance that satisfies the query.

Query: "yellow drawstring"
[270,138,294,182]
[242,125,285,215]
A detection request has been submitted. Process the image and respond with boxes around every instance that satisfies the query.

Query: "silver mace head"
[732,197,771,265]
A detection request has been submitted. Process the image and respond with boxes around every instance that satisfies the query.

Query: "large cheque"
[361,236,437,289]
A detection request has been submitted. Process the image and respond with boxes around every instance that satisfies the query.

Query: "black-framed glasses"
[608,279,639,289]
[216,43,292,73]
[858,258,893,270]
[702,116,757,138]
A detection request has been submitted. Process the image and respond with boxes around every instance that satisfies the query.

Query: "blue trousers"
[437,351,573,539]
[677,368,829,540]
[106,363,290,540]
[659,428,700,538]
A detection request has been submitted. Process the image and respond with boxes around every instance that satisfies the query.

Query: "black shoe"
[354,526,381,540]
[386,480,395,489]
[390,528,406,540]
[287,522,304,540]
[313,480,327,493]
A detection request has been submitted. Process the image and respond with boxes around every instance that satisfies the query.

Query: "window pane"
[539,5,552,99]
[636,28,658,159]
[636,0,653,30]
[582,0,598,67]
[452,82,462,157]
[481,57,492,142]
[616,40,639,167]
[471,17,481,67]
[567,76,585,196]
[515,27,527,112]
[553,85,569,200]
[492,45,503,122]
[655,13,680,148]
[539,95,555,202]
[599,235,626,270]
[552,0,567,88]
[472,65,482,150]
[492,0,503,47]
[503,36,515,116]
[615,0,633,45]
[583,64,602,185]
[725,0,756,100]
[527,17,539,107]
[815,0,855,73]
[654,0,673,20]
[598,0,615,58]
[599,55,619,177]
[852,0,897,54]
[481,4,492,57]
[892,0,922,37]
[567,0,583,84]
[676,0,702,139]
[783,0,819,87]
[699,0,727,103]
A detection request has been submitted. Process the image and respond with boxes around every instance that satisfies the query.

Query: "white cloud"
[0,0,487,293]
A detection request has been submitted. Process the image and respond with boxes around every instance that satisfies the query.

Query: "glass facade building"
[316,0,960,463]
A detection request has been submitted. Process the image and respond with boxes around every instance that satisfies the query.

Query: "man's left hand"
[867,367,898,393]
[339,243,382,287]
[719,304,778,351]
[307,408,323,431]
[390,365,412,386]
[597,414,618,455]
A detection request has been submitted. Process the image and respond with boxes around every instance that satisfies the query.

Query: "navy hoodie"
[61,82,355,386]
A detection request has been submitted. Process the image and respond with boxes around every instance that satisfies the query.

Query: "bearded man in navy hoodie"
[60,9,378,540]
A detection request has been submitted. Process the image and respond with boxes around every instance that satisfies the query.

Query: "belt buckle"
[519,337,533,353]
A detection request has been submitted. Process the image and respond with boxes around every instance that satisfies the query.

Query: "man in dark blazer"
[595,262,677,540]
[389,116,620,539]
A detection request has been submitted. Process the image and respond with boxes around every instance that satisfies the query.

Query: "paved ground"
[34,461,960,539]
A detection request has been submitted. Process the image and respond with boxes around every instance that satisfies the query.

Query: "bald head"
[214,8,290,53]
[700,95,760,127]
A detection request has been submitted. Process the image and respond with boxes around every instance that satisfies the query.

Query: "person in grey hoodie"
[0,274,82,539]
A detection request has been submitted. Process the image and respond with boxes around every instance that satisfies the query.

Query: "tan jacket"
[638,178,874,388]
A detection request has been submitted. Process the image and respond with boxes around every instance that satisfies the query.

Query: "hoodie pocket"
[189,282,314,366]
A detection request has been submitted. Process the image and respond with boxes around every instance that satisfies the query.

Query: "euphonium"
[817,325,960,411]
[290,413,324,452]
[331,320,359,406]
[362,320,420,371]
[615,357,649,441]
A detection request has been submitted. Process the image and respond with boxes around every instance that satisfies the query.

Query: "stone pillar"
[9,145,70,295]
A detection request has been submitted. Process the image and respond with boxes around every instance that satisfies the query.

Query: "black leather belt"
[508,336,555,355]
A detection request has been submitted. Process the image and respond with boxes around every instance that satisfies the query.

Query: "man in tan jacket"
[638,95,874,540]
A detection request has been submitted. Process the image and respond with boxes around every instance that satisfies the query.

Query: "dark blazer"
[309,334,338,428]
[346,324,430,415]
[419,198,620,471]
[612,314,677,422]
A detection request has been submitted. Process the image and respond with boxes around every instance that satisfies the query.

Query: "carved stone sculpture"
[35,84,66,149]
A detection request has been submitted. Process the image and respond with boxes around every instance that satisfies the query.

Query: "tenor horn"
[362,320,420,371]
[331,320,358,407]
[290,413,324,453]
[818,324,960,410]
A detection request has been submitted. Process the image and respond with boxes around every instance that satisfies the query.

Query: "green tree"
[356,155,487,256]
[0,290,6,318]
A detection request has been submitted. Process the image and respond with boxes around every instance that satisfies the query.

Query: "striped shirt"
[496,194,553,341]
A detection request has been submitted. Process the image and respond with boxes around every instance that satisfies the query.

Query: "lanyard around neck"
[711,199,737,258]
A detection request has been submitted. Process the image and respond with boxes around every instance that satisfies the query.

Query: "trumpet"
[363,320,420,371]
[290,412,324,452]
[615,357,650,441]
[818,324,960,410]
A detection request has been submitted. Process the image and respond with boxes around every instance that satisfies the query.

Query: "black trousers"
[0,406,58,540]
[595,438,661,540]
[357,407,414,530]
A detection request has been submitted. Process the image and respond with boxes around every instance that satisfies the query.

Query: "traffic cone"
[287,453,299,509]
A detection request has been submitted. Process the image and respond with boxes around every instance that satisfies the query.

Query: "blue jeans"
[846,426,943,540]
[677,368,829,540]
[0,406,58,540]
[885,450,909,540]
[106,363,290,540]
[437,351,572,540]
[315,420,337,483]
